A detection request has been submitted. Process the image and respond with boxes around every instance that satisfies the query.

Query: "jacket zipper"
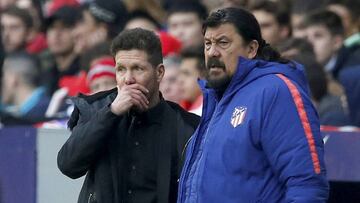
[88,193,93,203]
[179,97,219,202]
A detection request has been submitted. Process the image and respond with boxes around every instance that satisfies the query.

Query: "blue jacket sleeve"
[260,76,329,202]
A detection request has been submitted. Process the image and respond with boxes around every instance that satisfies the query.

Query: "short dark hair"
[110,28,163,66]
[203,7,287,63]
[83,0,128,39]
[277,37,315,57]
[168,1,208,21]
[181,46,206,77]
[304,10,344,36]
[2,5,33,29]
[291,0,327,15]
[250,1,290,27]
[127,10,161,30]
[45,6,81,30]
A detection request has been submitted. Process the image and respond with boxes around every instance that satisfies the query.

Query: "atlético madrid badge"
[230,106,247,128]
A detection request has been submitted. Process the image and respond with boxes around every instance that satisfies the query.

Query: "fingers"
[129,93,149,111]
[129,83,149,95]
[115,84,150,112]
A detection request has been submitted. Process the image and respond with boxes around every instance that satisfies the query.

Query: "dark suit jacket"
[57,88,199,203]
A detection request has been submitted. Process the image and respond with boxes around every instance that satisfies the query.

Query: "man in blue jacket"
[177,7,329,203]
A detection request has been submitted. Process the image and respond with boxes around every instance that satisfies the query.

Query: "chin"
[207,75,232,90]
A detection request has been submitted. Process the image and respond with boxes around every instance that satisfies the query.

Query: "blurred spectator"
[125,10,161,31]
[304,9,360,82]
[326,1,360,79]
[291,0,326,38]
[179,46,207,116]
[16,0,48,54]
[46,0,80,16]
[327,0,360,39]
[1,5,33,53]
[80,41,112,72]
[0,52,50,125]
[44,42,113,120]
[72,0,128,54]
[159,54,182,103]
[277,37,315,58]
[199,0,248,11]
[338,65,360,127]
[326,0,360,126]
[87,56,116,94]
[167,1,207,49]
[303,10,344,73]
[291,54,351,126]
[43,6,82,95]
[123,0,166,25]
[277,37,345,97]
[277,37,350,126]
[158,31,182,57]
[250,0,291,46]
[0,0,16,11]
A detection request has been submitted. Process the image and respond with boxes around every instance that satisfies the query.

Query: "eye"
[134,66,144,72]
[117,66,126,73]
[204,41,212,50]
[218,40,229,48]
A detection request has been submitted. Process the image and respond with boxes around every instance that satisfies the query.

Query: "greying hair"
[3,52,41,87]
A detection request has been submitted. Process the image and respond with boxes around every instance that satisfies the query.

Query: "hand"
[110,84,149,115]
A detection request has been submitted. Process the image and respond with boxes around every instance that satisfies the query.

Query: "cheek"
[115,74,123,86]
[223,50,239,73]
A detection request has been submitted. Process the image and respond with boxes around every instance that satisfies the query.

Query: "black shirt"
[119,100,168,203]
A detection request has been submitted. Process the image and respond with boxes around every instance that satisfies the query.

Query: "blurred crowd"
[0,0,359,127]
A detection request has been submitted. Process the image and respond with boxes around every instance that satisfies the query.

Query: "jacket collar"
[129,94,166,125]
[199,57,259,101]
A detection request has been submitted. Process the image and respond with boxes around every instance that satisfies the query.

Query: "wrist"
[110,103,124,116]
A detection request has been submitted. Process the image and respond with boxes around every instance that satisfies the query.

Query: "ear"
[26,28,36,42]
[333,35,344,50]
[156,64,165,83]
[247,40,259,59]
[279,25,291,40]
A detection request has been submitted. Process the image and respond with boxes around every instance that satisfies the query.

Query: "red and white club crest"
[230,106,247,128]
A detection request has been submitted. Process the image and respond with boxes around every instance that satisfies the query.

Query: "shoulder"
[76,88,117,104]
[68,88,117,130]
[246,74,291,100]
[166,101,200,129]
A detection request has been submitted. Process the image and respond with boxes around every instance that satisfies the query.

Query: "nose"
[207,44,220,58]
[124,71,136,85]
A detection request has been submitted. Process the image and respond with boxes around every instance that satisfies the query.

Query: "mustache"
[207,58,226,70]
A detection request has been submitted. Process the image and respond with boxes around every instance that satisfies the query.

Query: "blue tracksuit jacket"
[177,57,329,203]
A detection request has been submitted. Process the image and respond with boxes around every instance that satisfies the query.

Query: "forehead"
[1,14,24,25]
[253,10,277,22]
[204,23,241,39]
[49,20,71,29]
[168,12,199,23]
[307,25,331,35]
[115,49,150,65]
[181,58,197,69]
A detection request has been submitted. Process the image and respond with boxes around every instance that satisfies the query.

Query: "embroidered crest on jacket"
[231,106,247,128]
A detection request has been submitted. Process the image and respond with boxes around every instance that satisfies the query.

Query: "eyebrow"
[115,63,124,69]
[204,35,229,41]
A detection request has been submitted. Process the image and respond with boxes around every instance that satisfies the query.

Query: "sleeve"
[260,75,329,202]
[57,105,119,179]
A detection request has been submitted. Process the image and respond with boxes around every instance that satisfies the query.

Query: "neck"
[55,52,77,72]
[15,85,36,107]
[148,91,160,109]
